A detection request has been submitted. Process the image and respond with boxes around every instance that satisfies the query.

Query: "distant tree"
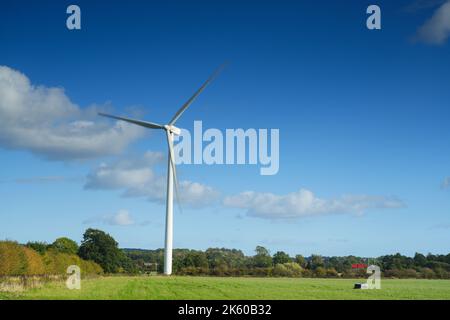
[295,255,307,268]
[327,257,341,271]
[426,253,437,262]
[205,248,227,269]
[205,248,247,270]
[120,253,139,274]
[273,251,291,265]
[252,246,272,268]
[310,254,324,270]
[180,251,209,269]
[414,252,427,267]
[78,228,132,273]
[50,237,79,255]
[25,241,48,255]
[255,246,270,256]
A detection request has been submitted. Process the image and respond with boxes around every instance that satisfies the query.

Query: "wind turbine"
[98,66,224,275]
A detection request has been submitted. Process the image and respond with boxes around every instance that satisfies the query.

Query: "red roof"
[351,263,368,269]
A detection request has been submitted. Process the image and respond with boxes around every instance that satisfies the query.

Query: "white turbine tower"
[98,66,224,275]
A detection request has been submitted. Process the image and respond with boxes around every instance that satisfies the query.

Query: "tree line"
[0,239,102,277]
[126,246,450,279]
[1,228,449,279]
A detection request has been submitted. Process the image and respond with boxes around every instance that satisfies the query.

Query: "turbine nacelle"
[164,124,181,136]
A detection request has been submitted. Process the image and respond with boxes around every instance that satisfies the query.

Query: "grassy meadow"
[1,276,450,300]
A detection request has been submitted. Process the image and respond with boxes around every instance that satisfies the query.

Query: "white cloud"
[109,210,135,226]
[177,181,220,207]
[223,188,405,219]
[83,209,143,226]
[441,177,450,189]
[85,151,220,207]
[415,0,450,44]
[0,65,144,160]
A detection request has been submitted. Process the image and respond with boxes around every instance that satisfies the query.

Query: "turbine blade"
[98,112,163,129]
[166,131,183,213]
[169,63,227,125]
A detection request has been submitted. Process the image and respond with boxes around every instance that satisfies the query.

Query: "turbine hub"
[164,125,181,135]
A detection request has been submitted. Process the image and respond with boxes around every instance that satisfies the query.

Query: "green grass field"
[1,276,450,300]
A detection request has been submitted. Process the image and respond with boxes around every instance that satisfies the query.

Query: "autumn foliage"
[0,241,102,276]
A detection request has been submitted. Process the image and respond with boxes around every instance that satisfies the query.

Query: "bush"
[284,262,302,277]
[272,263,303,277]
[301,269,313,278]
[273,264,290,277]
[342,268,368,278]
[0,237,106,277]
[420,267,435,279]
[404,268,418,278]
[383,269,398,278]
[23,247,45,275]
[43,249,103,276]
[0,241,27,276]
[80,259,103,276]
[314,267,326,277]
[210,264,230,276]
[177,267,208,276]
[249,267,272,277]
[43,250,76,275]
[433,268,448,279]
[326,268,339,278]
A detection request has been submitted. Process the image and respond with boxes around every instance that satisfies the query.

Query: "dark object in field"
[353,283,369,289]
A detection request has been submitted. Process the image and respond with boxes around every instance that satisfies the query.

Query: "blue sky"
[1,0,449,257]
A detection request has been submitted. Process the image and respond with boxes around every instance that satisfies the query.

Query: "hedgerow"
[0,241,102,276]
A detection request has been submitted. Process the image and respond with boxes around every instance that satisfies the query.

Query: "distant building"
[142,262,158,275]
